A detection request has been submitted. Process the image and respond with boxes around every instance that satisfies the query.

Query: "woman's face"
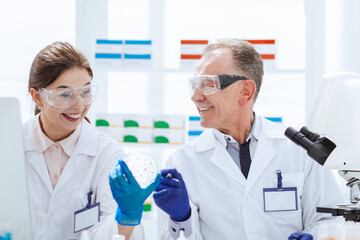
[36,67,92,141]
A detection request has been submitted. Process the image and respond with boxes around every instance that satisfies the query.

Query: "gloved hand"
[109,160,161,226]
[153,169,191,221]
[288,232,313,240]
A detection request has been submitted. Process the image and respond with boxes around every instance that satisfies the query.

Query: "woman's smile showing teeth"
[63,113,81,122]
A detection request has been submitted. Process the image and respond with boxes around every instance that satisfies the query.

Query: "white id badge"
[263,187,298,212]
[74,202,100,233]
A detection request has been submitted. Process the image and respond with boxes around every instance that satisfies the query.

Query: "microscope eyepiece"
[284,127,313,151]
[284,126,336,166]
[300,126,321,142]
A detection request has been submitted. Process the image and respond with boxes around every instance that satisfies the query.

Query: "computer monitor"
[0,97,32,239]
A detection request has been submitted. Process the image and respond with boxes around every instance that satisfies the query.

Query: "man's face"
[191,49,243,131]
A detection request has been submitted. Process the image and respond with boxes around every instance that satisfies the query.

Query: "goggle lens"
[39,84,97,108]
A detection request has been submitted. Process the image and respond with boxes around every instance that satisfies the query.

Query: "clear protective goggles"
[188,75,248,95]
[38,83,98,108]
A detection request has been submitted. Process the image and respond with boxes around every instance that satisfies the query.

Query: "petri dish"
[123,152,158,188]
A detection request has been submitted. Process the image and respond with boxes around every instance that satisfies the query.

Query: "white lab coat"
[158,116,344,240]
[23,117,144,240]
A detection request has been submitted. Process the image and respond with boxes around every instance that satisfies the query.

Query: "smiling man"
[154,39,343,240]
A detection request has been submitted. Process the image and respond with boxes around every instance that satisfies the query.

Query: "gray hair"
[203,39,264,101]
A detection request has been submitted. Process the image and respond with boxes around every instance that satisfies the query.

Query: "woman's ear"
[239,80,256,106]
[30,88,43,107]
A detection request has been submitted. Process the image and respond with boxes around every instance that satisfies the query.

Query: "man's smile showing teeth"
[199,106,213,111]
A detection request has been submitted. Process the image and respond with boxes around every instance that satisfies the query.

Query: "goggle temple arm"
[218,75,248,90]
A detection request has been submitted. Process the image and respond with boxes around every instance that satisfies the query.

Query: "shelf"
[95,67,194,73]
[118,142,184,149]
[95,67,306,74]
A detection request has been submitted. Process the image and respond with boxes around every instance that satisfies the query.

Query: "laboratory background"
[1,0,360,239]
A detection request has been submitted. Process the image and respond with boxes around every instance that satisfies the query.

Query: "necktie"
[240,139,251,179]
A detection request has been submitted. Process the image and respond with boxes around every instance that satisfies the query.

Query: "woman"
[25,41,149,240]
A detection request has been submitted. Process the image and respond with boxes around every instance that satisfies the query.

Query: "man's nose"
[191,88,205,102]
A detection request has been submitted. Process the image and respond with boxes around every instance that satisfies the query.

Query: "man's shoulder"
[258,116,287,138]
[184,128,215,150]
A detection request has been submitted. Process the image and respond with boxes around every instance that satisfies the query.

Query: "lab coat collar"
[193,116,287,187]
[194,129,217,152]
[31,114,53,153]
[212,112,260,147]
[24,117,98,157]
[194,113,264,151]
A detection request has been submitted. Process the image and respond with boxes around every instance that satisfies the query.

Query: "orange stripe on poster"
[245,40,275,44]
[181,40,209,45]
[261,54,275,60]
[181,54,202,60]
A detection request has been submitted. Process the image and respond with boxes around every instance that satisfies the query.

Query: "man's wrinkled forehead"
[194,49,234,75]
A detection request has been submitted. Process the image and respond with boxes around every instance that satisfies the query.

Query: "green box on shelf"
[96,119,109,127]
[153,115,185,129]
[124,120,139,128]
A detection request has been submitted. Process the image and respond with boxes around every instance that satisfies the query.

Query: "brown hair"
[203,39,264,101]
[29,41,93,121]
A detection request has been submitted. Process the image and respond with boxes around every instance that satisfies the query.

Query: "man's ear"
[239,80,256,106]
[30,88,44,107]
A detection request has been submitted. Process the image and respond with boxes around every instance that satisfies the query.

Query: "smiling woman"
[28,42,94,140]
[23,42,145,240]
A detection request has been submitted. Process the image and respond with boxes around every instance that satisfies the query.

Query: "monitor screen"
[0,97,32,239]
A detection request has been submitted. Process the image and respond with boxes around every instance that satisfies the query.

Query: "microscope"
[285,126,360,221]
[284,72,360,222]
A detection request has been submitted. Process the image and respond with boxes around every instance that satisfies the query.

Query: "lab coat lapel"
[210,142,245,186]
[52,120,98,194]
[27,151,53,194]
[23,117,53,193]
[196,130,245,186]
[245,136,276,194]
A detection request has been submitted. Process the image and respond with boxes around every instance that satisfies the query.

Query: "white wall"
[0,0,75,122]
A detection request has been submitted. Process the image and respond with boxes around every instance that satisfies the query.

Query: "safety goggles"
[188,75,248,95]
[38,83,98,108]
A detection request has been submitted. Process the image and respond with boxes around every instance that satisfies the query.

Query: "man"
[153,39,343,240]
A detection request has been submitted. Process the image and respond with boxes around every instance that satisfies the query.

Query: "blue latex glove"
[288,232,313,240]
[109,160,161,226]
[153,168,191,221]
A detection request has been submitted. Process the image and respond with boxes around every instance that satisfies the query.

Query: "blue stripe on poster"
[188,131,203,136]
[95,53,122,59]
[96,39,123,44]
[125,40,152,45]
[124,54,151,59]
[189,116,201,121]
